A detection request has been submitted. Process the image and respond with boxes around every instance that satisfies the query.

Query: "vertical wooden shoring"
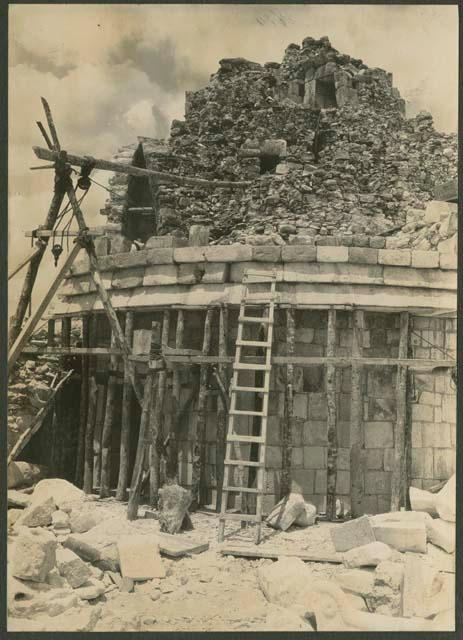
[75,315,89,486]
[192,308,214,508]
[326,308,338,520]
[100,331,118,498]
[47,319,55,347]
[391,311,410,511]
[167,309,183,482]
[216,305,229,512]
[149,310,170,505]
[116,311,134,501]
[83,316,98,494]
[350,309,365,518]
[281,307,295,497]
[61,317,72,348]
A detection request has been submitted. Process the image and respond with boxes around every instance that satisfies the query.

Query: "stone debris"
[401,552,436,618]
[73,577,106,600]
[51,510,70,531]
[257,557,314,609]
[343,541,393,568]
[435,474,455,523]
[11,527,57,582]
[426,518,455,554]
[264,604,313,631]
[370,520,427,553]
[15,496,56,528]
[7,489,32,509]
[335,569,375,597]
[158,484,192,534]
[374,560,404,591]
[56,547,93,588]
[117,535,166,580]
[266,493,313,531]
[409,486,438,516]
[330,515,375,552]
[69,509,99,533]
[30,478,84,509]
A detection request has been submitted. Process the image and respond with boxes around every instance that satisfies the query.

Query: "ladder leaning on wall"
[217,269,277,544]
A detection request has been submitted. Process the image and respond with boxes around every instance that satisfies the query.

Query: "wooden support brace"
[47,319,56,347]
[75,315,90,486]
[166,310,183,482]
[8,244,44,280]
[326,308,338,520]
[100,331,118,498]
[61,317,71,347]
[350,309,366,518]
[216,305,229,512]
[116,311,134,501]
[281,307,295,497]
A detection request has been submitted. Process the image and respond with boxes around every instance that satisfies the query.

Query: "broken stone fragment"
[8,508,23,529]
[56,547,93,588]
[258,557,315,610]
[15,496,56,528]
[374,560,404,591]
[335,569,375,597]
[12,526,57,582]
[7,489,32,509]
[69,510,98,533]
[31,478,84,509]
[409,486,438,516]
[158,484,192,534]
[343,541,392,568]
[426,518,455,554]
[52,510,70,530]
[435,474,455,523]
[266,493,307,531]
[371,520,427,554]
[330,515,375,552]
[117,534,166,580]
[73,578,106,600]
[294,501,317,527]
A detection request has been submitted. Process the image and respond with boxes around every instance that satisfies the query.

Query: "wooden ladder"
[218,270,277,544]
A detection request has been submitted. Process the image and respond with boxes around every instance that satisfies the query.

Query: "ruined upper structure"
[101,36,457,250]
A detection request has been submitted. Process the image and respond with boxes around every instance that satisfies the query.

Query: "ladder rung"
[232,386,267,393]
[238,316,273,324]
[236,340,272,348]
[223,486,260,494]
[233,363,271,371]
[227,434,265,443]
[229,409,265,417]
[219,513,261,522]
[224,459,264,467]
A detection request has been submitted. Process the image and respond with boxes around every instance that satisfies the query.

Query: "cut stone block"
[158,484,192,534]
[371,521,427,553]
[374,560,404,591]
[16,496,56,528]
[316,246,349,263]
[281,245,317,262]
[143,264,178,286]
[435,474,455,522]
[330,515,376,552]
[117,535,166,580]
[12,526,57,582]
[335,569,375,596]
[409,486,438,516]
[69,510,98,534]
[31,478,84,509]
[73,578,106,600]
[7,490,31,509]
[52,510,70,530]
[402,552,436,617]
[258,557,313,609]
[426,518,455,553]
[377,249,411,266]
[56,547,92,588]
[343,541,392,568]
[294,501,317,527]
[266,493,306,531]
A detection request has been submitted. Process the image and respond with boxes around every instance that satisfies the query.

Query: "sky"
[8,3,458,317]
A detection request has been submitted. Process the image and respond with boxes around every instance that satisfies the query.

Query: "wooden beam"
[23,346,123,356]
[326,308,338,520]
[8,244,44,280]
[116,311,134,501]
[75,316,90,487]
[61,317,72,348]
[281,307,295,497]
[216,305,229,512]
[47,319,55,347]
[25,226,120,238]
[166,310,183,482]
[34,146,252,189]
[7,370,74,464]
[391,311,410,511]
[83,374,98,494]
[8,242,81,372]
[220,545,343,564]
[350,309,366,518]
[41,97,61,151]
[100,332,118,498]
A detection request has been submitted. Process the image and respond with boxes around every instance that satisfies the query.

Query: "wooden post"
[83,316,97,494]
[216,305,229,512]
[281,307,295,497]
[127,322,161,520]
[326,308,338,520]
[192,308,214,508]
[116,311,134,501]
[61,317,72,347]
[8,243,44,281]
[350,309,366,518]
[166,310,183,482]
[75,315,89,486]
[100,332,118,498]
[47,320,55,347]
[150,311,170,504]
[391,312,410,511]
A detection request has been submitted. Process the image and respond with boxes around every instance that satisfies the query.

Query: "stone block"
[291,447,303,468]
[290,469,315,495]
[411,448,434,479]
[230,261,283,282]
[177,263,206,285]
[56,547,92,588]
[266,493,306,531]
[252,246,282,262]
[343,541,393,568]
[70,510,99,534]
[316,246,349,263]
[303,420,327,446]
[314,469,327,494]
[201,262,229,283]
[371,521,427,553]
[111,267,144,289]
[435,473,455,522]
[12,527,57,582]
[173,246,206,263]
[426,518,455,553]
[383,448,394,472]
[30,478,84,509]
[378,250,411,266]
[433,449,455,479]
[145,235,187,249]
[402,552,430,618]
[374,560,404,590]
[293,393,308,419]
[330,515,375,552]
[364,422,393,448]
[336,470,350,495]
[335,569,375,597]
[411,251,440,269]
[412,404,434,422]
[132,329,152,355]
[117,535,165,580]
[145,248,174,264]
[143,265,177,286]
[348,247,379,264]
[366,449,383,470]
[16,496,56,528]
[73,578,106,600]
[308,393,327,420]
[439,253,457,270]
[281,245,317,262]
[204,245,253,262]
[370,237,386,249]
[266,446,283,468]
[364,471,391,495]
[303,446,326,469]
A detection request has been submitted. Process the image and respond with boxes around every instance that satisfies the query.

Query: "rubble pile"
[103,36,457,250]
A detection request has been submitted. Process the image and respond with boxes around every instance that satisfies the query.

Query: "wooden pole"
[150,311,170,504]
[61,317,72,347]
[192,308,214,508]
[167,310,183,482]
[326,308,338,520]
[127,322,161,520]
[8,242,81,372]
[83,375,98,494]
[281,307,295,497]
[34,146,252,189]
[47,319,55,347]
[216,305,229,512]
[350,309,366,518]
[391,311,410,511]
[116,311,134,501]
[8,244,44,281]
[100,332,118,498]
[75,315,89,486]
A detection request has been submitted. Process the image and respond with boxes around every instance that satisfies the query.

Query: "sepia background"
[8,3,458,317]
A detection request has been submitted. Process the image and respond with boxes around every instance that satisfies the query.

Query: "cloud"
[10,40,77,78]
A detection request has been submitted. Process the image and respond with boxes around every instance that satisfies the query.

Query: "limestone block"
[282,245,317,262]
[426,518,455,553]
[56,547,92,588]
[378,250,411,266]
[117,535,165,580]
[294,501,317,527]
[16,496,56,528]
[73,578,106,600]
[411,251,440,269]
[69,510,98,534]
[158,484,192,534]
[145,235,187,249]
[7,490,31,509]
[252,246,282,262]
[409,486,438,516]
[204,245,253,262]
[335,569,375,597]
[303,446,326,469]
[316,246,349,263]
[402,552,436,617]
[111,267,144,289]
[144,248,175,264]
[177,263,206,284]
[439,253,457,270]
[371,521,427,553]
[257,557,313,609]
[52,510,70,530]
[201,262,229,284]
[290,469,315,495]
[330,515,376,552]
[435,474,455,522]
[343,541,393,568]
[12,527,57,582]
[143,264,178,286]
[374,560,404,590]
[348,247,379,264]
[266,493,306,531]
[31,478,84,509]
[132,329,152,355]
[364,422,393,448]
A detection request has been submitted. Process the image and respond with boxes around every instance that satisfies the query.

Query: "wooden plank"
[156,532,209,558]
[83,374,98,494]
[25,226,120,238]
[23,346,123,355]
[281,307,295,497]
[41,97,61,151]
[75,316,89,487]
[7,370,73,464]
[192,308,214,507]
[8,244,43,280]
[391,311,409,511]
[8,242,81,371]
[326,308,338,521]
[116,311,134,501]
[350,309,365,518]
[47,319,55,347]
[166,310,183,482]
[34,146,252,189]
[216,305,229,512]
[61,316,72,348]
[219,545,343,564]
[100,332,118,498]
